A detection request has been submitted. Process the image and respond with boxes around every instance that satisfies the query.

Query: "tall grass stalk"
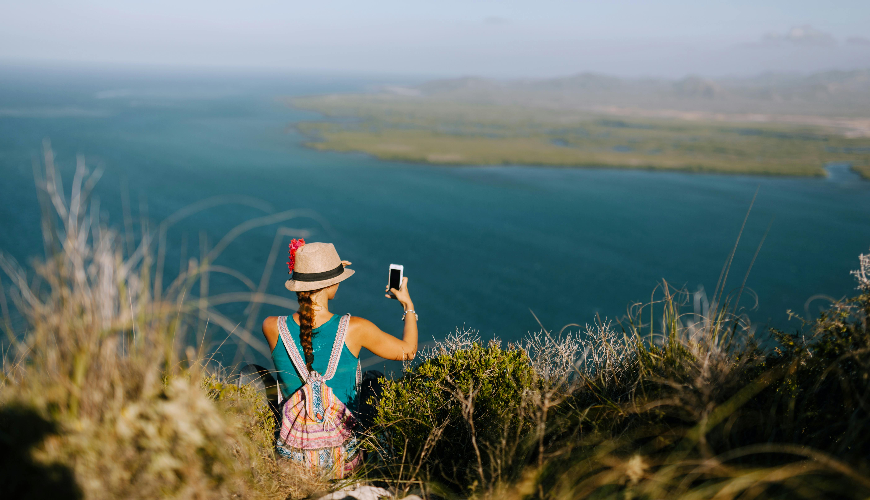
[0,143,335,499]
[370,256,870,499]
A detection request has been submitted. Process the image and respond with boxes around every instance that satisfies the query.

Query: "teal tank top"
[271,314,359,407]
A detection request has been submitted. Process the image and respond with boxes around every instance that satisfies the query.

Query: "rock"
[314,483,432,500]
[316,484,391,500]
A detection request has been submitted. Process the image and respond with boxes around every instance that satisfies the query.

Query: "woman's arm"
[348,277,417,360]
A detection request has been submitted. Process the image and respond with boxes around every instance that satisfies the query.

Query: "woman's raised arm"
[347,277,417,360]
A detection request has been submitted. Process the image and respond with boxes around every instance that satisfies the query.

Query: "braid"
[296,290,317,372]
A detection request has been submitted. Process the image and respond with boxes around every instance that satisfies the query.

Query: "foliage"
[3,141,869,499]
[370,272,870,499]
[370,330,537,489]
[0,144,327,499]
[764,289,870,459]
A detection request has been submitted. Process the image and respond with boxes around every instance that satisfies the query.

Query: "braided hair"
[296,289,319,372]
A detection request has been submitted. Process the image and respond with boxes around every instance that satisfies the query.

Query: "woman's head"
[286,240,350,372]
[285,241,353,292]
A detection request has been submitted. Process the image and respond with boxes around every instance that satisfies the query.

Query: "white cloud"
[761,25,836,47]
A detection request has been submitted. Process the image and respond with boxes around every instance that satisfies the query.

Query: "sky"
[2,0,869,78]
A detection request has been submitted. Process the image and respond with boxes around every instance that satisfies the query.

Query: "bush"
[765,285,870,459]
[371,331,537,490]
[371,269,870,499]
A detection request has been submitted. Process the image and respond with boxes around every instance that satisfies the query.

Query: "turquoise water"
[1,65,868,371]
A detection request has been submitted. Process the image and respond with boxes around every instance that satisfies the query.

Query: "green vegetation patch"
[853,163,870,179]
[368,277,870,498]
[372,339,536,489]
[291,95,870,177]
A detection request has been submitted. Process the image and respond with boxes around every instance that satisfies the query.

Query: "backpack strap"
[277,316,318,383]
[331,315,361,387]
[324,314,352,381]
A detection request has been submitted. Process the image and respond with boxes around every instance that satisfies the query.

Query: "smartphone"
[388,264,404,296]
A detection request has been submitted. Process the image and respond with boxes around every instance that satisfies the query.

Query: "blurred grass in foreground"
[292,96,870,178]
[0,144,335,499]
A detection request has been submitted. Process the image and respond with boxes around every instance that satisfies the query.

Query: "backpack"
[274,314,363,478]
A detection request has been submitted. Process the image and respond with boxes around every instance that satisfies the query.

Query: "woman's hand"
[385,276,413,309]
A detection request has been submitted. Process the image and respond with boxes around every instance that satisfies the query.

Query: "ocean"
[1,64,868,372]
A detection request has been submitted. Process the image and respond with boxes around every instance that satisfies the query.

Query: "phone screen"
[389,268,402,291]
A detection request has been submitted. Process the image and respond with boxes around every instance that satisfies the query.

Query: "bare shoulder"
[262,316,280,339]
[348,315,383,337]
[348,315,377,331]
[345,316,387,355]
[262,315,279,331]
[262,316,281,350]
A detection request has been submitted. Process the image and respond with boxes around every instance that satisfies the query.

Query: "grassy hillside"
[291,95,870,177]
[369,272,870,499]
[3,145,870,499]
[0,145,333,499]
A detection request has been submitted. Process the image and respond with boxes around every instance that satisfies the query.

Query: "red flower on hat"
[287,238,305,274]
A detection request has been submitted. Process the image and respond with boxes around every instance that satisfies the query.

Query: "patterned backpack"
[274,314,363,478]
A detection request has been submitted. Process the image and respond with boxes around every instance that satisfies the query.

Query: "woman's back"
[260,240,418,479]
[271,314,359,406]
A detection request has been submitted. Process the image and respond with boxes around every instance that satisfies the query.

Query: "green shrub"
[764,287,870,459]
[369,269,870,499]
[371,332,537,489]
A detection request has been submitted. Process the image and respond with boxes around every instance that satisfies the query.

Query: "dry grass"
[368,243,870,499]
[0,143,336,499]
[2,141,868,499]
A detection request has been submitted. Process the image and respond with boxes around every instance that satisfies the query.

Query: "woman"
[261,240,417,429]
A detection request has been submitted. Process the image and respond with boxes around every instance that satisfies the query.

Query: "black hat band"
[291,264,344,282]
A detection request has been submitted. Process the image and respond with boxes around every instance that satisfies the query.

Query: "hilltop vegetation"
[3,145,870,499]
[369,267,870,499]
[0,147,333,499]
[290,69,870,177]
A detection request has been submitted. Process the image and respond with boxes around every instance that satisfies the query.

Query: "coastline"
[298,136,832,178]
[287,95,870,179]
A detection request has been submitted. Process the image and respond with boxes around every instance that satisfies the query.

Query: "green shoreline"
[289,95,870,179]
[300,135,833,178]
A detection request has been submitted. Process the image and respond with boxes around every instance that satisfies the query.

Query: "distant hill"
[393,69,870,117]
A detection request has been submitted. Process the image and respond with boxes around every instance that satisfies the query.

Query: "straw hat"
[285,242,354,292]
